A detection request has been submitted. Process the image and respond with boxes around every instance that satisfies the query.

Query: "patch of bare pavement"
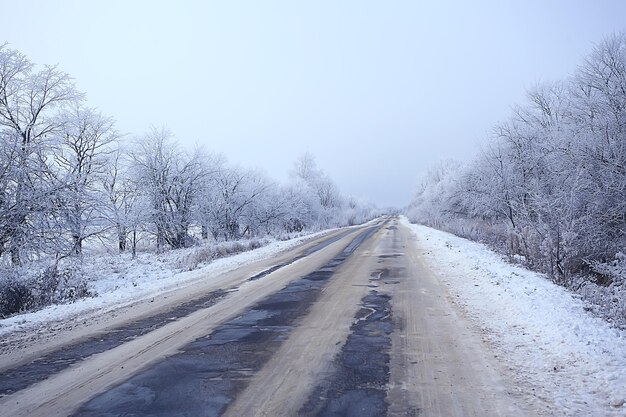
[299,291,393,417]
[0,217,542,416]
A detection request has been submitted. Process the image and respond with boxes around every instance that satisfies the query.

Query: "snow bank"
[0,231,329,340]
[401,217,626,416]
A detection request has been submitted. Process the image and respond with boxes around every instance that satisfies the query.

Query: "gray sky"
[2,1,626,207]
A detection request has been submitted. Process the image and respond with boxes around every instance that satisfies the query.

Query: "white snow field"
[402,216,626,416]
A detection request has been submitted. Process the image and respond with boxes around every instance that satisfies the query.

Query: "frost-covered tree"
[55,106,118,254]
[571,34,626,264]
[130,128,207,250]
[242,178,283,235]
[291,153,343,226]
[0,44,82,265]
[277,183,320,232]
[201,164,272,240]
[102,149,145,255]
[409,32,626,285]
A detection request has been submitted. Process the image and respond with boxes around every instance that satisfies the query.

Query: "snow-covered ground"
[0,230,330,340]
[402,216,626,417]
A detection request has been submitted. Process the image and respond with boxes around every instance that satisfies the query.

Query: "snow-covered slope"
[402,216,626,416]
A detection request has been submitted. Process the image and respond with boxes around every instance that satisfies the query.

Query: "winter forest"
[408,34,626,326]
[0,44,378,317]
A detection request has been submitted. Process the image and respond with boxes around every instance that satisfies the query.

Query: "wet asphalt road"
[74,226,384,416]
[299,291,393,417]
[0,228,357,399]
[4,217,509,417]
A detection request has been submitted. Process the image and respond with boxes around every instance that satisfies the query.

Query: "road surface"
[0,218,538,416]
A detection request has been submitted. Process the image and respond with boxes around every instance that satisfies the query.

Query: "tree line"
[0,44,377,268]
[408,33,626,288]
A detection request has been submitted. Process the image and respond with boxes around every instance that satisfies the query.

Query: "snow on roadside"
[401,216,626,417]
[0,230,331,340]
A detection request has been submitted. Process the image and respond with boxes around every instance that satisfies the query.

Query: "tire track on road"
[0,228,359,398]
[299,290,393,417]
[73,225,382,416]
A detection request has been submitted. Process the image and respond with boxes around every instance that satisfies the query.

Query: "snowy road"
[0,218,540,416]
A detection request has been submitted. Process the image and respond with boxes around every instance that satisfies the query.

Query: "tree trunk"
[10,246,21,267]
[118,229,126,252]
[156,226,165,253]
[131,228,137,258]
[72,235,82,255]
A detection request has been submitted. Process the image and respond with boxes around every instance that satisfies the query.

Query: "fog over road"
[0,218,537,416]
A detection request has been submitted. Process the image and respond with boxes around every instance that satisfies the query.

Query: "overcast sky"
[2,1,626,207]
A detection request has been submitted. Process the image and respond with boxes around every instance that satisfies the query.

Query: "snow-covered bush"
[0,279,33,318]
[174,238,266,272]
[0,262,91,317]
